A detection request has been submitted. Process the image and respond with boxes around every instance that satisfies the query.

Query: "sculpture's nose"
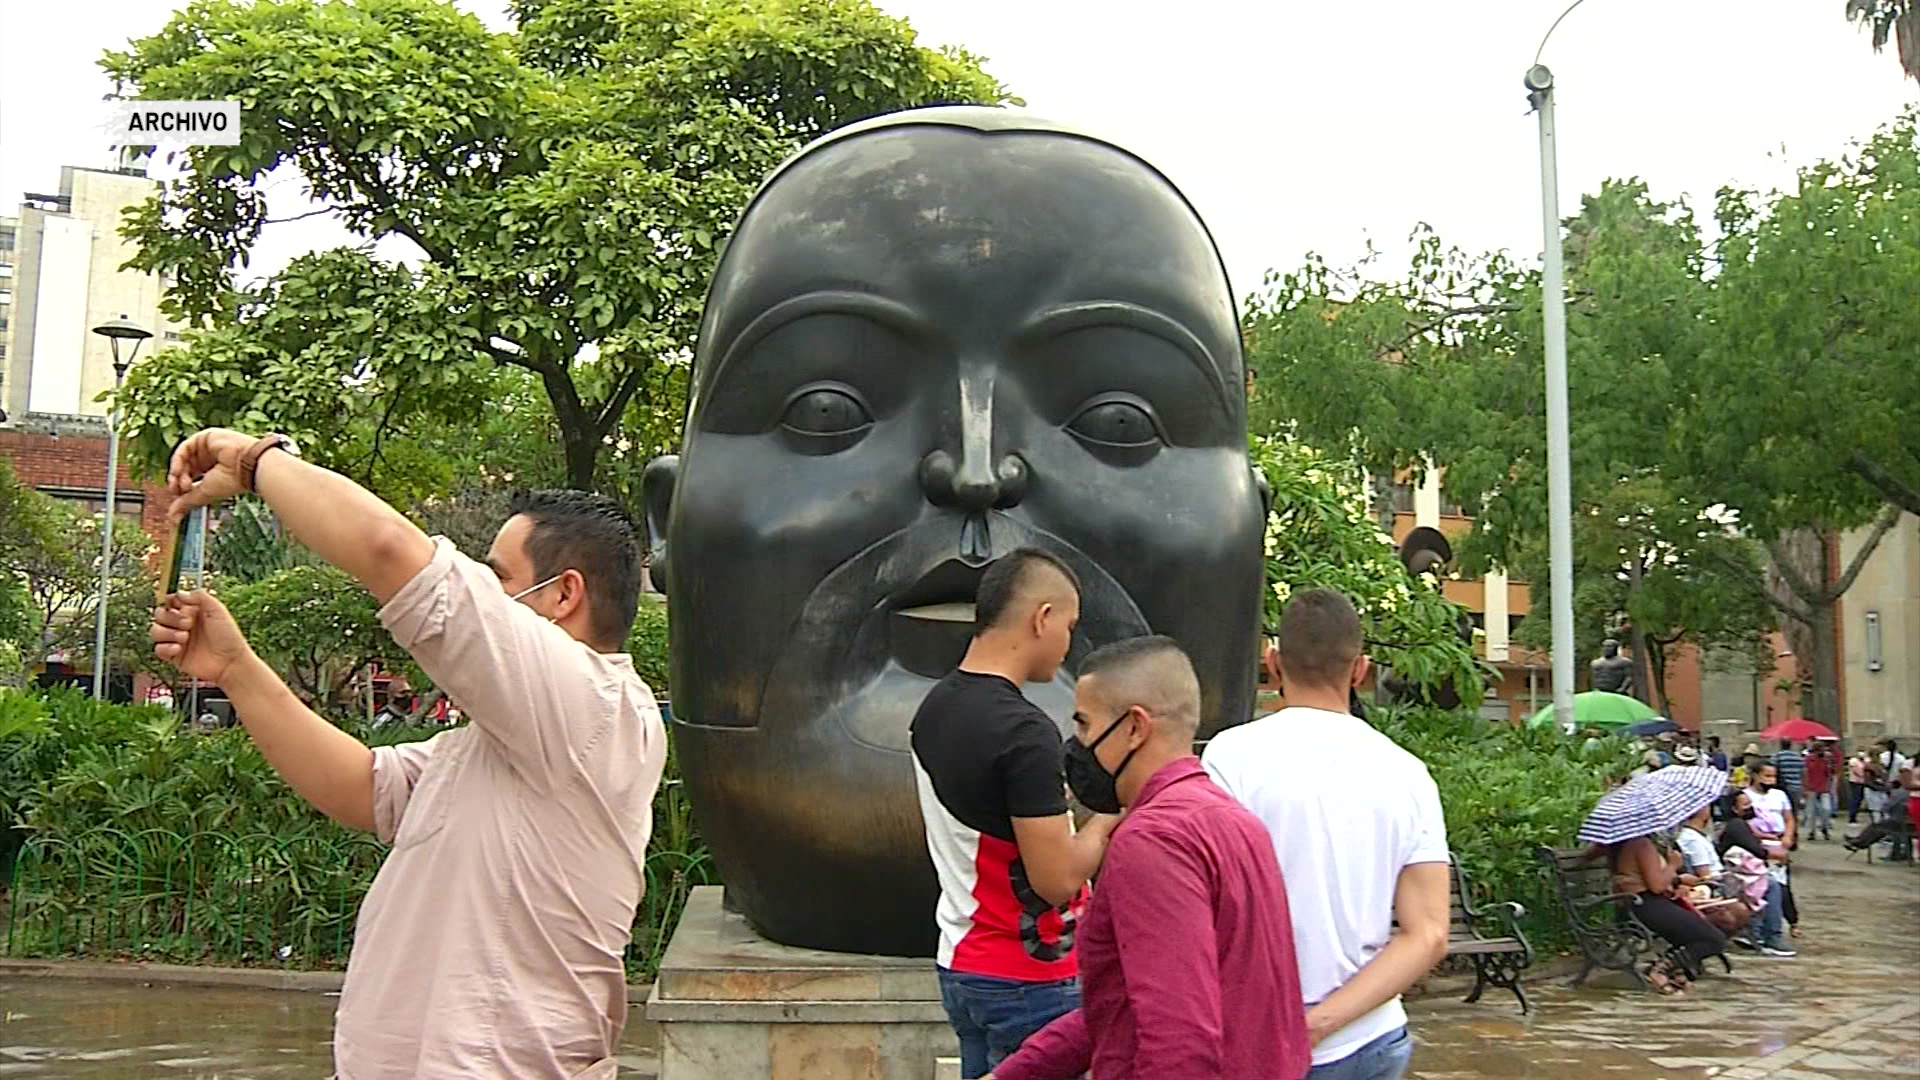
[918,369,1027,512]
[919,449,1027,511]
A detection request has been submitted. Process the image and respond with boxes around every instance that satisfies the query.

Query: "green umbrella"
[1526,691,1660,732]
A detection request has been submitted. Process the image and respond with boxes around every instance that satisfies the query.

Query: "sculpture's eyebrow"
[707,291,932,392]
[1012,301,1231,412]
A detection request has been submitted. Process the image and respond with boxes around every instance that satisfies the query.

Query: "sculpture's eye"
[780,385,873,454]
[1067,398,1162,448]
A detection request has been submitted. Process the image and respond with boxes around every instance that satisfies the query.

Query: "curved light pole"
[89,314,152,700]
[1528,0,1587,734]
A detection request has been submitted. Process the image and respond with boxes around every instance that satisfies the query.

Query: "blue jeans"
[1307,1025,1414,1080]
[1808,791,1834,836]
[936,967,1079,1079]
[1757,877,1786,945]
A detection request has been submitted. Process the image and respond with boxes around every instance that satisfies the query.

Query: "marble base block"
[646,886,958,1079]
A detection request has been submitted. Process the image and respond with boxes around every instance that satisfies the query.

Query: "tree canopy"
[0,459,157,680]
[1243,110,1920,720]
[1253,437,1485,707]
[108,0,1010,494]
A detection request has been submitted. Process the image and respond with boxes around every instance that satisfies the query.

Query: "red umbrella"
[1757,717,1837,741]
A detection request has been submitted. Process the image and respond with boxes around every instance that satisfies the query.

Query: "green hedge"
[0,687,710,979]
[3,691,1628,976]
[1371,704,1639,947]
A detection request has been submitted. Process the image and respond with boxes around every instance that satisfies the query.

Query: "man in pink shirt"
[149,428,666,1079]
[993,636,1310,1080]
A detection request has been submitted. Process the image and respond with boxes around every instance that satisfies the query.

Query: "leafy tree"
[107,0,1010,491]
[1672,108,1920,722]
[0,459,158,678]
[1509,476,1778,712]
[1846,0,1919,80]
[1690,109,1920,524]
[1246,182,1778,694]
[220,564,407,705]
[1247,123,1918,726]
[1252,437,1484,706]
[206,497,313,585]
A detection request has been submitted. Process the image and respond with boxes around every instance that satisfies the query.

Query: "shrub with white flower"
[1251,435,1484,707]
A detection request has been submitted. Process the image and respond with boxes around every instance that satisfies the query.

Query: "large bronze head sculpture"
[642,107,1265,955]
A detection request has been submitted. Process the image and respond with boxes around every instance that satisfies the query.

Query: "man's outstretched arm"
[168,428,434,604]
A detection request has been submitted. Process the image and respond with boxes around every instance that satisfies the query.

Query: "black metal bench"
[1444,856,1533,1012]
[1535,845,1730,990]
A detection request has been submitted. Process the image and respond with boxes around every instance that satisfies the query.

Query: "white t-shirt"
[1676,826,1722,876]
[1202,707,1449,1066]
[1747,785,1793,836]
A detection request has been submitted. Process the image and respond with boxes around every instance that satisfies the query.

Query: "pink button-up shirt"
[333,539,666,1079]
[995,757,1311,1080]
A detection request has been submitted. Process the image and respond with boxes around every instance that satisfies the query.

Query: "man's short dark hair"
[509,489,642,648]
[1079,635,1200,733]
[1888,739,1900,753]
[1708,736,1721,748]
[1276,588,1363,689]
[975,548,1080,633]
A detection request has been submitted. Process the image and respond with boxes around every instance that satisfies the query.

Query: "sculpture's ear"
[641,455,678,595]
[1252,464,1273,518]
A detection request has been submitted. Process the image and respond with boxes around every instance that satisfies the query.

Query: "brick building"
[1,419,171,537]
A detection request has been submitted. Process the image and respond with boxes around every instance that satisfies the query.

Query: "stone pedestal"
[1702,718,1750,758]
[646,886,958,1079]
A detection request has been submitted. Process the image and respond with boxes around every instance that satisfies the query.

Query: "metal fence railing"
[5,826,386,969]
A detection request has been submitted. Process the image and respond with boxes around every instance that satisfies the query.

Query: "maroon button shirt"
[995,757,1311,1080]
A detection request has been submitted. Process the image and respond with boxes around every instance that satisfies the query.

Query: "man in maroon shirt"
[993,636,1310,1080]
[1803,741,1836,841]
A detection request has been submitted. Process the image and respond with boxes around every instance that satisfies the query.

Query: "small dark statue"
[1592,638,1635,697]
[641,108,1266,955]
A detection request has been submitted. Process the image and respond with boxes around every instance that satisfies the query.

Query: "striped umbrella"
[1577,765,1730,845]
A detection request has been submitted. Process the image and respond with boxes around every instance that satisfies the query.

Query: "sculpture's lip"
[894,601,976,623]
[889,559,986,614]
[887,559,985,679]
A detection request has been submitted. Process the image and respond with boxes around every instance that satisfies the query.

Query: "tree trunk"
[539,365,601,491]
[561,427,599,491]
[1627,557,1655,707]
[1647,638,1672,717]
[1802,601,1841,726]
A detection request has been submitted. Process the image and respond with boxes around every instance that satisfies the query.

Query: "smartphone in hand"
[158,507,208,600]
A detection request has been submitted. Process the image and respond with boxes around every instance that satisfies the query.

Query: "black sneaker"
[1759,942,1798,958]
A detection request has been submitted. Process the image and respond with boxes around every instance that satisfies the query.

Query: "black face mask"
[1064,709,1139,815]
[1756,782,1775,792]
[1737,807,1757,820]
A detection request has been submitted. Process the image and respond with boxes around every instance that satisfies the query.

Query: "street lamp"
[1528,0,1587,735]
[88,314,152,700]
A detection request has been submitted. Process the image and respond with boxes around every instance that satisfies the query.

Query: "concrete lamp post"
[88,314,153,700]
[1528,0,1589,736]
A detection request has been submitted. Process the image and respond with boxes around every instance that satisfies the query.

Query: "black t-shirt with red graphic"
[910,669,1084,982]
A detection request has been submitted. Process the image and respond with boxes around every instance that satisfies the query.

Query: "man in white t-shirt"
[1202,589,1449,1080]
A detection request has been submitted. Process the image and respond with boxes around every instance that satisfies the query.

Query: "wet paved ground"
[0,839,1911,1078]
[1407,839,1920,1079]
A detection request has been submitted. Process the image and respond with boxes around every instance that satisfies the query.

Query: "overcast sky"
[0,0,1911,298]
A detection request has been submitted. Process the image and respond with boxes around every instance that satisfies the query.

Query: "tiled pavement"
[1406,837,1920,1079]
